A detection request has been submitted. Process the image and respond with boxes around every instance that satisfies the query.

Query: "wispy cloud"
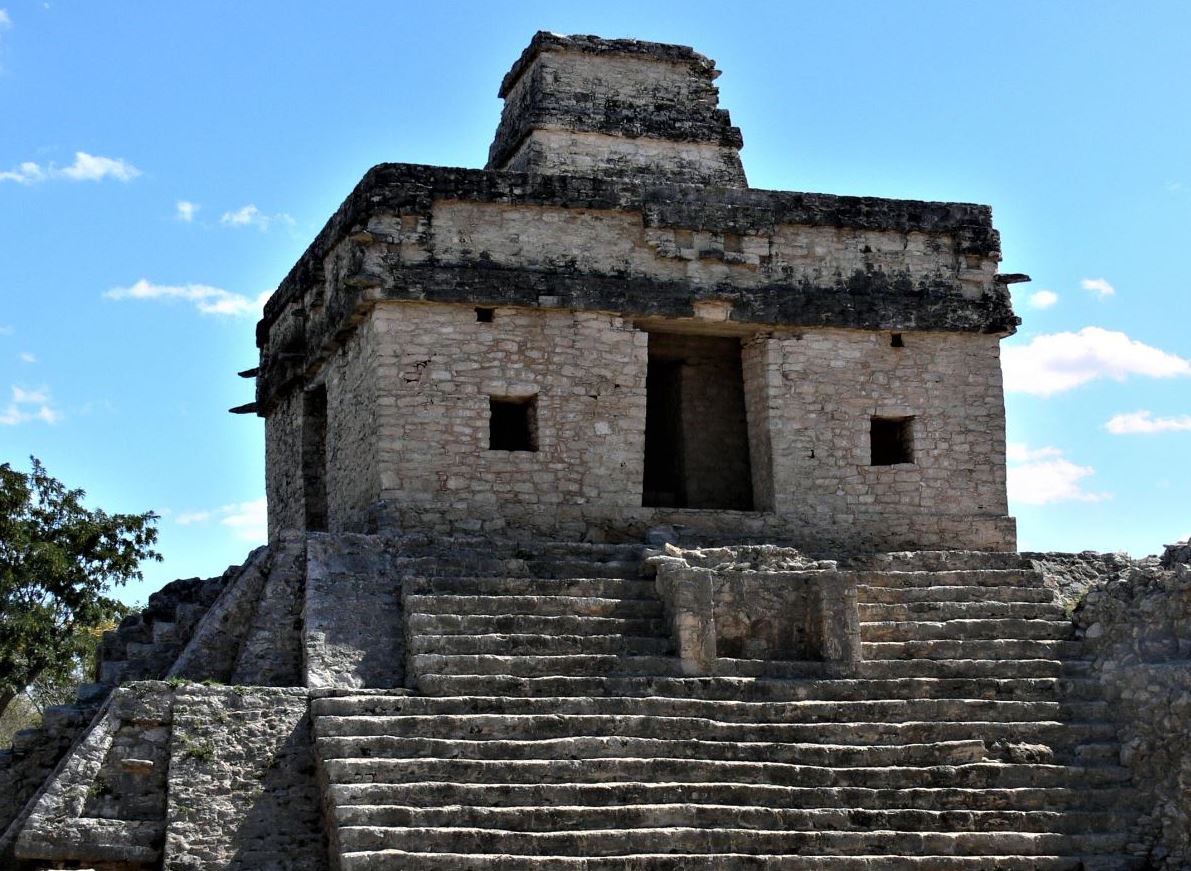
[18,351,35,363]
[1006,443,1109,505]
[220,204,294,232]
[1081,277,1115,298]
[0,325,13,336]
[0,384,62,426]
[1026,290,1058,310]
[175,497,267,543]
[0,151,141,184]
[176,510,212,525]
[1105,410,1191,435]
[1002,327,1191,397]
[104,279,273,318]
[175,200,199,222]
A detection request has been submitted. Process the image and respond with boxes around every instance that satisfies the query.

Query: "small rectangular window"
[475,307,495,323]
[490,396,537,452]
[870,416,914,466]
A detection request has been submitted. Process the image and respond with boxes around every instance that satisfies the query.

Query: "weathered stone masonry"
[11,30,1188,871]
[256,29,1019,552]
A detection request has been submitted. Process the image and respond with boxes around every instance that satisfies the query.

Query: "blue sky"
[1,2,1188,605]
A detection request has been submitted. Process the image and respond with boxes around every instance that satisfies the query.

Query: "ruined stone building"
[3,31,1189,871]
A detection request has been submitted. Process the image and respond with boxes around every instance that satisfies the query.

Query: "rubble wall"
[1035,548,1191,868]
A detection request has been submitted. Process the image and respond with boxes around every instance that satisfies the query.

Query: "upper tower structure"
[250,32,1021,553]
[487,32,747,186]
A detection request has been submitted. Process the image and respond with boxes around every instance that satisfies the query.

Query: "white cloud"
[175,497,267,543]
[220,204,294,232]
[104,279,273,318]
[18,351,35,363]
[1105,410,1191,435]
[0,325,13,335]
[57,151,140,182]
[176,200,199,222]
[0,151,140,184]
[1026,290,1058,310]
[0,384,62,426]
[1081,277,1115,298]
[176,510,212,525]
[1002,327,1191,397]
[0,10,11,27]
[1006,442,1109,505]
[220,497,267,542]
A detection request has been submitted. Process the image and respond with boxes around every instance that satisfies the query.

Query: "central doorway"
[642,332,754,510]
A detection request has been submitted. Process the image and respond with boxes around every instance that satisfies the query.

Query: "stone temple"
[3,31,1190,870]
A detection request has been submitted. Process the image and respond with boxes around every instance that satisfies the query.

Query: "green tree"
[0,458,159,721]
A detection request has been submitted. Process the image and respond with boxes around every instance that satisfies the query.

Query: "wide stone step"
[317,735,988,767]
[414,667,1082,697]
[322,757,1131,790]
[336,825,1128,857]
[314,706,1075,745]
[410,653,683,678]
[405,594,664,618]
[332,803,1127,835]
[852,569,1042,588]
[858,585,1055,604]
[316,713,1115,751]
[848,551,1029,572]
[409,633,674,656]
[338,851,1138,871]
[393,556,644,580]
[407,613,668,637]
[860,601,1066,621]
[312,685,1106,720]
[861,619,1074,642]
[862,639,1081,660]
[323,674,1083,708]
[329,782,1137,814]
[406,576,658,599]
[856,659,1065,679]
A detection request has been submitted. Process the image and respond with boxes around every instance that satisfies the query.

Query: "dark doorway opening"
[642,333,753,510]
[302,386,328,532]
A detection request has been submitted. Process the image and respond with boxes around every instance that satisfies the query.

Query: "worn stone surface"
[249,31,1020,554]
[1032,544,1191,868]
[10,29,1186,871]
[165,686,325,871]
[13,683,172,869]
[304,533,405,689]
[489,33,746,185]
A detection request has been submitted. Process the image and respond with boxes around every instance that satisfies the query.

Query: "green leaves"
[0,457,160,717]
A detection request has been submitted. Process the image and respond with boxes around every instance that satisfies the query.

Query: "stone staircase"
[311,548,1142,870]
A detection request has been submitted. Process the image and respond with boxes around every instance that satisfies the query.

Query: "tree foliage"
[0,458,159,720]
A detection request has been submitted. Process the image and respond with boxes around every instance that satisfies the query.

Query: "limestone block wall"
[756,328,1013,550]
[324,319,380,534]
[411,200,995,298]
[265,390,305,539]
[367,301,648,538]
[488,35,746,185]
